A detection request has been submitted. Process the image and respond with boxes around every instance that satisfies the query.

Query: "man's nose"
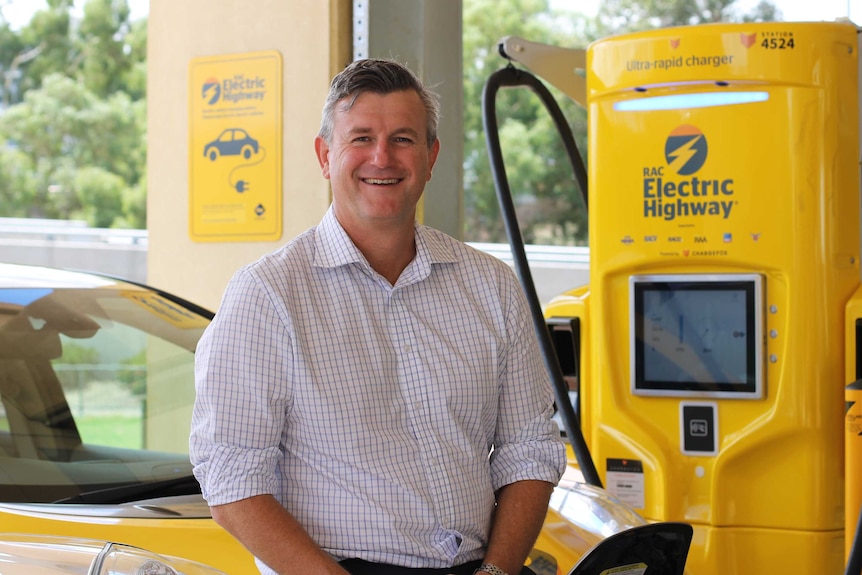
[370,140,393,166]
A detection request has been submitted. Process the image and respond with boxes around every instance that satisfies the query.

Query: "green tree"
[0,20,26,108]
[0,73,146,226]
[0,0,147,228]
[0,147,38,217]
[16,0,75,98]
[592,0,781,36]
[12,0,139,100]
[73,166,127,228]
[463,0,589,245]
[739,1,782,22]
[76,0,133,97]
[120,17,147,100]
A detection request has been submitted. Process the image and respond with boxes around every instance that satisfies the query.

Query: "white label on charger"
[606,469,645,509]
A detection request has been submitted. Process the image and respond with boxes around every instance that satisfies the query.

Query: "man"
[190,58,565,575]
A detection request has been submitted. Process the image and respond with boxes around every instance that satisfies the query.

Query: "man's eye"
[353,136,371,143]
[394,137,414,144]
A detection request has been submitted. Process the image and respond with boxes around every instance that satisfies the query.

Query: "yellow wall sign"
[188,50,282,242]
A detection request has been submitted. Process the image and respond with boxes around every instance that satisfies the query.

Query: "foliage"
[58,340,100,365]
[463,0,589,245]
[0,0,146,228]
[462,0,779,245]
[117,347,147,395]
[592,0,782,35]
[54,340,100,391]
[76,413,142,448]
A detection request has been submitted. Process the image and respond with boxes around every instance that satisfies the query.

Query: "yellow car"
[0,262,255,574]
[0,262,689,575]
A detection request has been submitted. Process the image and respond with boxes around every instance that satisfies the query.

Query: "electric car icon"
[203,128,259,161]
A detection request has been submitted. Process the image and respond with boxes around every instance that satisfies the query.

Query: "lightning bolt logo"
[667,136,700,173]
[202,77,221,105]
[665,125,708,175]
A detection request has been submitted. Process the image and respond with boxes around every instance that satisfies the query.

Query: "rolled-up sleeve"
[488,278,566,491]
[189,267,292,506]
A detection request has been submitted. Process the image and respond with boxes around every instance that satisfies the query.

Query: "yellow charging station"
[537,22,860,574]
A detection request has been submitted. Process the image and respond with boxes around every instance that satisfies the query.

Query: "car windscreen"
[0,284,211,504]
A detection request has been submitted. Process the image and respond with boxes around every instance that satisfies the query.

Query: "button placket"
[389,288,457,527]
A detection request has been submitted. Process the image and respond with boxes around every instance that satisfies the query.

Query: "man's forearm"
[211,494,348,575]
[480,480,555,575]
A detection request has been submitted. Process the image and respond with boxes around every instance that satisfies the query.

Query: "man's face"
[314,90,440,231]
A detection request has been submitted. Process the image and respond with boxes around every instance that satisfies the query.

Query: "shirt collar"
[312,206,458,280]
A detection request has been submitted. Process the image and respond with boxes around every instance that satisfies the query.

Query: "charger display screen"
[630,275,763,398]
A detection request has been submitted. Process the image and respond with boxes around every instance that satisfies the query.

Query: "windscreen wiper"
[52,474,201,505]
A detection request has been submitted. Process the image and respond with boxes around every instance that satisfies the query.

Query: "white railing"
[0,219,590,302]
[0,218,148,245]
[0,218,149,283]
[467,242,589,266]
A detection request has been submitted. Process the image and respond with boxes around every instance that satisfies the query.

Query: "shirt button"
[403,343,412,353]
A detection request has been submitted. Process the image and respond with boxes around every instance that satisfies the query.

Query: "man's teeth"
[364,178,399,184]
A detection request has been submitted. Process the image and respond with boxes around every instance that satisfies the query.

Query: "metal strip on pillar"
[353,0,369,60]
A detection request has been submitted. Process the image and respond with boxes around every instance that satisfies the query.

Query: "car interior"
[0,286,207,504]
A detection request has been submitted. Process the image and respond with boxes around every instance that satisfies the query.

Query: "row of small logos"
[621,232,761,245]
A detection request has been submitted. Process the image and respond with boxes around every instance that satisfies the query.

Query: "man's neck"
[347,222,417,285]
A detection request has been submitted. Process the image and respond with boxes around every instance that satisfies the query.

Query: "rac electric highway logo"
[641,124,735,221]
[665,125,707,175]
[201,75,268,106]
[202,77,221,105]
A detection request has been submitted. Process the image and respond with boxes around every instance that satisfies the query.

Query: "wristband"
[474,563,509,575]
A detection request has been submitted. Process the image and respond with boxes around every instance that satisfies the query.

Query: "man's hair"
[318,58,440,147]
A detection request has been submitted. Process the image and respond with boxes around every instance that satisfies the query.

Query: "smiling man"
[314,79,439,284]
[190,58,566,575]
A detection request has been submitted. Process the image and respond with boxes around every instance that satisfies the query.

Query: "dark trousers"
[339,558,536,575]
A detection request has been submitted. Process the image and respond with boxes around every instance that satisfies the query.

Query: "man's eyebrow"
[392,127,420,139]
[346,127,373,136]
[344,127,421,138]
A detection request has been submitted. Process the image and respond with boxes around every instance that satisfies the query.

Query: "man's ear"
[314,136,331,179]
[426,138,441,180]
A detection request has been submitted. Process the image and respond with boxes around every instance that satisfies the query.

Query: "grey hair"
[318,58,441,147]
